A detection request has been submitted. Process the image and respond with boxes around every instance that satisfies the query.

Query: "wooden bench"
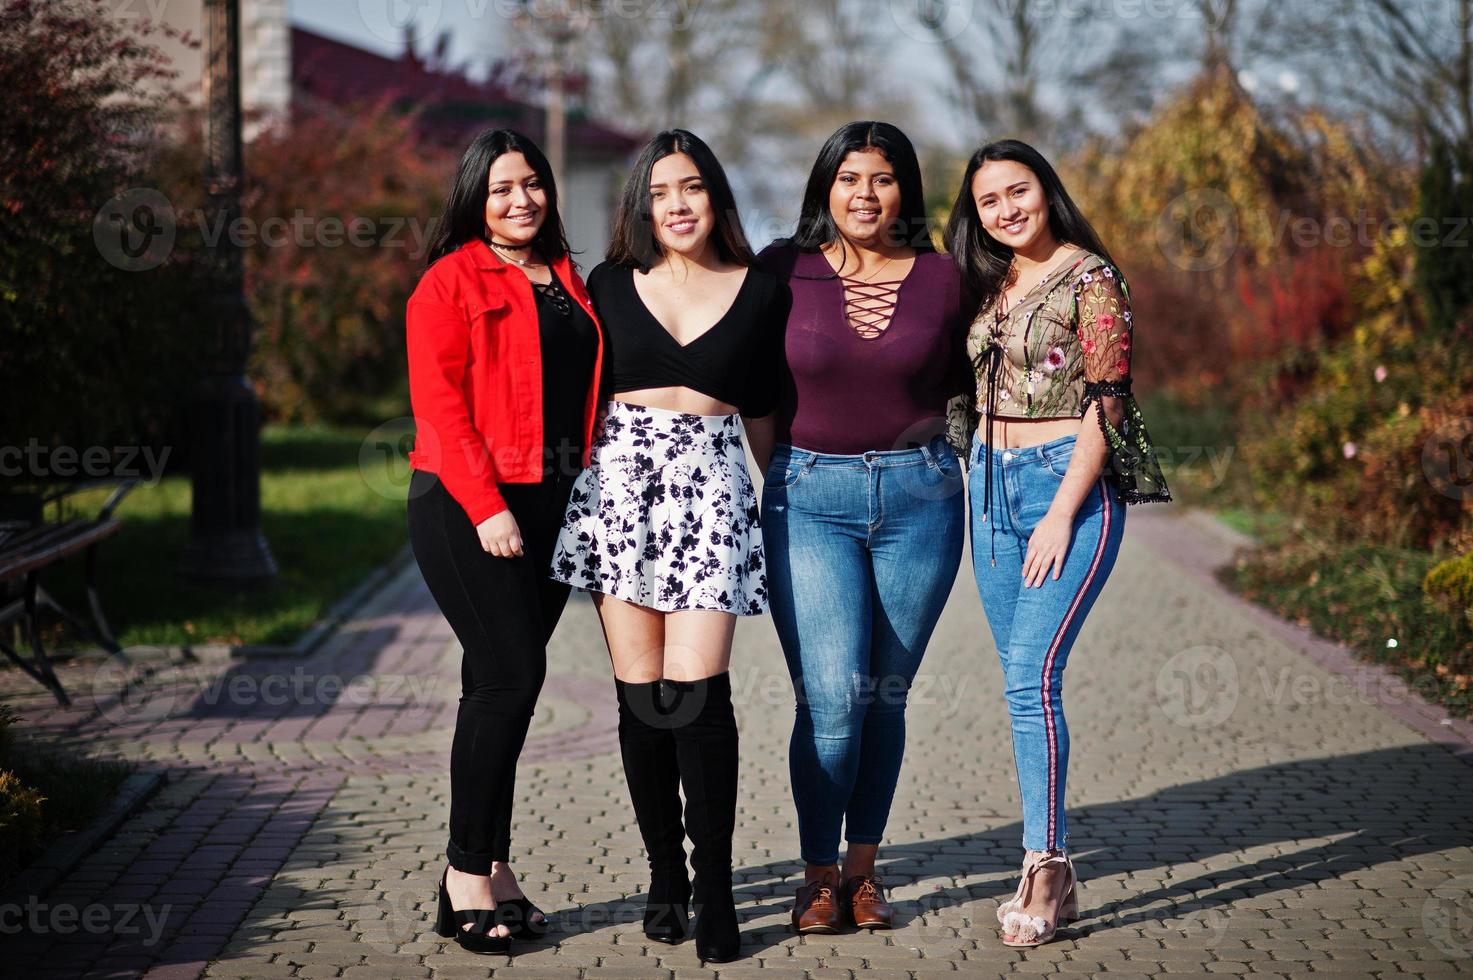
[0,481,137,705]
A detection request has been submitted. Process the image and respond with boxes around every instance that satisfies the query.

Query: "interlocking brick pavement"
[1,507,1470,979]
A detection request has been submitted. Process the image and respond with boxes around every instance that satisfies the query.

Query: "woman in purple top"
[746,121,969,935]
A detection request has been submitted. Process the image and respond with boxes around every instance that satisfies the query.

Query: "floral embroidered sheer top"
[966,249,1130,420]
[950,248,1172,506]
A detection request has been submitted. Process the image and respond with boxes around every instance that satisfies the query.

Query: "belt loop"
[917,440,936,469]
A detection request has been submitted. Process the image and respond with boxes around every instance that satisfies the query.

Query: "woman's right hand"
[476,510,524,557]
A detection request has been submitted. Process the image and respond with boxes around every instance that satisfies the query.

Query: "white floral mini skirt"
[550,400,768,615]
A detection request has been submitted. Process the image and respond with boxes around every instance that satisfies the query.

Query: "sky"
[288,0,960,239]
[289,0,958,129]
[294,0,570,78]
[284,2,1308,242]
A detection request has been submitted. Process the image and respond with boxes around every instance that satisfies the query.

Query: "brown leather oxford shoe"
[791,879,843,934]
[842,874,893,929]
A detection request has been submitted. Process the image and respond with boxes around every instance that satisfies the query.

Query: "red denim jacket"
[407,239,604,524]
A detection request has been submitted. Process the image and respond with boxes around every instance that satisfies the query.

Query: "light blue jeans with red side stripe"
[968,433,1125,852]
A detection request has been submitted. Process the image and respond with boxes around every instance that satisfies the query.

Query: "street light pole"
[546,35,567,190]
[513,3,586,190]
[180,0,277,584]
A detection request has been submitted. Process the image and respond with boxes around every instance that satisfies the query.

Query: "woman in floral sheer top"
[944,139,1169,949]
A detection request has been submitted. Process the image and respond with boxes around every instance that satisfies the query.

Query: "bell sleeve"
[1075,265,1172,504]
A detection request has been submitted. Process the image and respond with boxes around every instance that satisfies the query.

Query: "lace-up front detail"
[839,275,904,339]
[852,876,882,901]
[532,277,572,316]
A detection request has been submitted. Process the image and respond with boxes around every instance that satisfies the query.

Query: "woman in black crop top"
[550,130,786,963]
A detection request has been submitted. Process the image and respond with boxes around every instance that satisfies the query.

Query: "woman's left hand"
[1023,510,1073,588]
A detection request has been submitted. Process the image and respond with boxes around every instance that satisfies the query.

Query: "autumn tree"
[0,0,209,465]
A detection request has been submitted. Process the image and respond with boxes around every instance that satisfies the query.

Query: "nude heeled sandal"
[996,849,1043,924]
[1000,852,1079,948]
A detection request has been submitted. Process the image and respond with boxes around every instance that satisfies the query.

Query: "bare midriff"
[978,415,1084,450]
[615,386,740,417]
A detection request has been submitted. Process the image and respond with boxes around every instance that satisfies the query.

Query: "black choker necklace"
[486,238,531,250]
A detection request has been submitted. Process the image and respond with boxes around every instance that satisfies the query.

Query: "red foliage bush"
[0,0,210,461]
[151,99,455,423]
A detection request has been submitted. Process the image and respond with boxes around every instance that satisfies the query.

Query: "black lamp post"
[179,0,276,584]
[512,1,588,190]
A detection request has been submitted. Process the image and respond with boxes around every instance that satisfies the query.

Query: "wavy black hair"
[607,129,756,270]
[790,121,936,260]
[943,138,1113,315]
[424,128,570,268]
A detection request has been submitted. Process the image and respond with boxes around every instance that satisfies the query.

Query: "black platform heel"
[496,896,551,940]
[435,870,511,954]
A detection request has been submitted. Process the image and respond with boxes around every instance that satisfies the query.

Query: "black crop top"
[585,261,788,417]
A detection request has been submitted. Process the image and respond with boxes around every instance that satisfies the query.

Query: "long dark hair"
[944,139,1113,315]
[791,121,936,261]
[606,129,756,270]
[424,128,570,268]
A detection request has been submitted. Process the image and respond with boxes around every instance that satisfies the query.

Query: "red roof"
[290,26,642,156]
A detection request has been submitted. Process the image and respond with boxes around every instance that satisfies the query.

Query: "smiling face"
[828,148,902,247]
[648,152,715,258]
[484,151,547,246]
[971,158,1055,255]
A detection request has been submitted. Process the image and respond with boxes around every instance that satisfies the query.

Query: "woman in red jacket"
[405,129,604,954]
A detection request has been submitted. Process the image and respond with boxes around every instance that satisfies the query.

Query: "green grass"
[44,424,409,648]
[1137,390,1252,509]
[1208,505,1292,541]
[1141,391,1471,717]
[1222,536,1472,718]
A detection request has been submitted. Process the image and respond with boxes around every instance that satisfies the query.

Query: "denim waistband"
[973,433,1078,569]
[970,433,1078,468]
[774,436,952,470]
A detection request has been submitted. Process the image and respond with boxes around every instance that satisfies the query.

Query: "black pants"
[407,469,574,873]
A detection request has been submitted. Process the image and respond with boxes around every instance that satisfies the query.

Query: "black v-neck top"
[531,267,598,477]
[585,261,789,417]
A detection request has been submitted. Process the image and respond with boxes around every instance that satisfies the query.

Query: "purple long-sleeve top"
[759,241,971,455]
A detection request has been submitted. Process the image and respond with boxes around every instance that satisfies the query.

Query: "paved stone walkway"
[2,507,1471,979]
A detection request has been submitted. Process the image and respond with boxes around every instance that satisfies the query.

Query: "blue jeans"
[762,437,964,866]
[968,433,1125,852]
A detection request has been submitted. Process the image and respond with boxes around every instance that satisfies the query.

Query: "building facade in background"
[111,1,638,258]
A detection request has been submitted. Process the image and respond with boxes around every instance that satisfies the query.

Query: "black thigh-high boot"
[614,678,690,942]
[667,672,741,962]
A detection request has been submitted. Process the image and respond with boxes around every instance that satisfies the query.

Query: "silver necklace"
[489,240,542,268]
